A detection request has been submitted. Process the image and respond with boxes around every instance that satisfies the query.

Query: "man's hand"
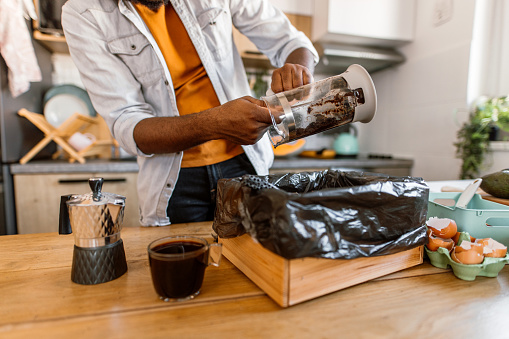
[133,96,272,154]
[271,47,316,93]
[271,63,313,93]
[212,96,273,145]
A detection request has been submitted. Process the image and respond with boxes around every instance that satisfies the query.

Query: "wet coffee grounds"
[292,91,357,139]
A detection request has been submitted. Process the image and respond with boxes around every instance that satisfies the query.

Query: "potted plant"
[455,95,509,179]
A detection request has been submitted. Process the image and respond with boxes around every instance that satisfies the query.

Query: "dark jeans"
[167,153,256,224]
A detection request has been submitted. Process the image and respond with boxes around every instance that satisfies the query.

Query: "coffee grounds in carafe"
[291,89,363,140]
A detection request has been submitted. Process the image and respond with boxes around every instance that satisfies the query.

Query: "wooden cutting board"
[480,194,509,206]
[441,186,509,206]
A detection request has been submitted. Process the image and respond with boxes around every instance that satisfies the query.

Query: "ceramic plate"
[43,85,95,127]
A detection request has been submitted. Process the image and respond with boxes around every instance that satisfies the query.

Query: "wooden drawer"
[14,172,139,234]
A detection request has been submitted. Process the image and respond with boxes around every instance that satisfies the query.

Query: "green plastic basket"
[428,192,509,247]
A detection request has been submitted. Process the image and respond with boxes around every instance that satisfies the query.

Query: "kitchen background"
[47,0,509,180]
[1,0,508,235]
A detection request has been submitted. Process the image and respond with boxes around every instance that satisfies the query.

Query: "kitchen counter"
[8,156,408,235]
[10,156,413,175]
[271,155,413,171]
[271,155,413,176]
[9,158,139,174]
[1,222,507,338]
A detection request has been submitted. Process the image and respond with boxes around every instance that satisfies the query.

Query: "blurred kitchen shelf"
[33,30,68,53]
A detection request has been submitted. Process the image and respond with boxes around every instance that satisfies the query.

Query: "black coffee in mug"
[148,236,221,302]
[149,240,207,300]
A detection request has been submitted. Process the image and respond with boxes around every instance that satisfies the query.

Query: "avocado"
[480,169,509,199]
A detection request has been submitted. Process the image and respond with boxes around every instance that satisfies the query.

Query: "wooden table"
[1,222,508,338]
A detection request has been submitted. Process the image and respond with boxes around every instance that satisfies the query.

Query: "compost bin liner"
[212,170,428,260]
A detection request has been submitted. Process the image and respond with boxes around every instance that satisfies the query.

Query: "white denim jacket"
[61,0,318,226]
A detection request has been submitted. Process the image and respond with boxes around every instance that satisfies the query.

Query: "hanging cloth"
[0,0,42,98]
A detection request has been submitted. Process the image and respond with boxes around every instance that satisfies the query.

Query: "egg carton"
[425,232,509,281]
[428,192,509,247]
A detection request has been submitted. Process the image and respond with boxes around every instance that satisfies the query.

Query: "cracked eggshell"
[452,232,475,245]
[452,241,484,265]
[426,229,454,252]
[476,238,508,258]
[426,217,457,239]
[425,232,509,280]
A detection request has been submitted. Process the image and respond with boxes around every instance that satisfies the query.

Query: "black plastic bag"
[212,170,428,260]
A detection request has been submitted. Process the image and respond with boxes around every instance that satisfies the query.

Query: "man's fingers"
[242,96,267,107]
[239,96,273,124]
[271,71,284,93]
[281,66,294,91]
[302,69,314,85]
[271,64,313,93]
[292,68,304,88]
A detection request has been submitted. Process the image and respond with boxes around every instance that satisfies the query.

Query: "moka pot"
[59,177,128,285]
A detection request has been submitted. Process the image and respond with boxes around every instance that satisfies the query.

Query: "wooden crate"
[219,234,423,307]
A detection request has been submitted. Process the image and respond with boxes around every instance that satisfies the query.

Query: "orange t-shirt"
[134,4,243,167]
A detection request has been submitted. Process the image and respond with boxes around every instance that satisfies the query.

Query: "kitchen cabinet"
[31,0,68,53]
[14,172,139,234]
[33,31,68,54]
[233,13,312,69]
[312,0,416,47]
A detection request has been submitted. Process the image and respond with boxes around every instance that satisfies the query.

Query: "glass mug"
[147,236,222,302]
[68,132,96,151]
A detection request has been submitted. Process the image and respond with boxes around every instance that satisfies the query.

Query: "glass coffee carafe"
[262,64,377,147]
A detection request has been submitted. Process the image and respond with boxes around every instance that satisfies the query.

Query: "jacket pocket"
[197,7,232,61]
[108,33,162,85]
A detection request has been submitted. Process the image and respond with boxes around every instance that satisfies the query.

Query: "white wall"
[356,0,476,180]
[270,0,313,15]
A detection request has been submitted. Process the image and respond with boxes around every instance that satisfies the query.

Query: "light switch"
[433,0,454,27]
